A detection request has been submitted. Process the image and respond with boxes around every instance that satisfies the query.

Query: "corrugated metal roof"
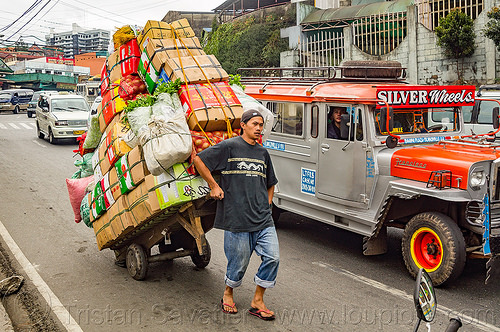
[302,0,413,24]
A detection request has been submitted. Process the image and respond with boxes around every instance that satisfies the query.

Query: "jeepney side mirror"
[380,107,394,133]
[340,113,350,139]
[493,107,499,129]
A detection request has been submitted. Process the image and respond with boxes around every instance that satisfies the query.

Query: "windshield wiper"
[67,106,86,111]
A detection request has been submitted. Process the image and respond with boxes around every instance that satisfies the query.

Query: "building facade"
[45,23,110,59]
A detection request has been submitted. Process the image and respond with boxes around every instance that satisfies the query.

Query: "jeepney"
[241,64,500,286]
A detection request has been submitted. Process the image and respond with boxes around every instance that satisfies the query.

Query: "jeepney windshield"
[374,107,460,135]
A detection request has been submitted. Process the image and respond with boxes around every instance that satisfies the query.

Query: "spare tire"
[341,60,402,79]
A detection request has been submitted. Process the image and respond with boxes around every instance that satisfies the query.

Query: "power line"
[0,0,44,33]
[5,1,53,41]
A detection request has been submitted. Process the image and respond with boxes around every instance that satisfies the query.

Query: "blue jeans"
[224,226,280,289]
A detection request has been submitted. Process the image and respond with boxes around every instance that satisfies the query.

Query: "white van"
[35,94,90,144]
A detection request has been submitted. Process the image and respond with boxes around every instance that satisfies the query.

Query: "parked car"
[27,90,58,118]
[463,85,500,136]
[35,94,90,144]
[0,89,34,114]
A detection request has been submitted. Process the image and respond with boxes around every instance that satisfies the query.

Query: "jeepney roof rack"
[238,64,407,86]
[477,84,500,96]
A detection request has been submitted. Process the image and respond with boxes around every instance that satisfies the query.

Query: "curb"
[0,300,14,332]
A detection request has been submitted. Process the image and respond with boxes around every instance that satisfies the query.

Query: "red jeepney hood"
[391,142,500,189]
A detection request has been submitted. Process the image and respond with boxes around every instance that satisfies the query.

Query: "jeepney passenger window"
[477,100,499,124]
[268,102,303,136]
[356,111,363,141]
[311,105,319,138]
[462,105,473,123]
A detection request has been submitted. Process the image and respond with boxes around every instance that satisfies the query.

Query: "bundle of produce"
[101,38,141,95]
[137,19,195,46]
[191,129,241,153]
[71,152,94,179]
[98,85,127,133]
[73,132,94,156]
[83,115,101,149]
[137,107,192,176]
[163,54,228,84]
[113,25,141,50]
[138,36,206,94]
[116,74,148,101]
[179,81,243,131]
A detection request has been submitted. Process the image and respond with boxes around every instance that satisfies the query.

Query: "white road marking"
[32,140,46,148]
[8,123,20,129]
[19,123,32,129]
[313,261,500,332]
[0,220,83,332]
[0,123,6,129]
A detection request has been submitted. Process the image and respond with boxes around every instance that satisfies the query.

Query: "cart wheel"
[191,242,211,268]
[126,244,148,280]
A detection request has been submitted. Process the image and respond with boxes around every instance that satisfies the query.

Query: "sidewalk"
[0,300,14,332]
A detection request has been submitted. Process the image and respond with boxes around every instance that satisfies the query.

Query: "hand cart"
[111,198,216,280]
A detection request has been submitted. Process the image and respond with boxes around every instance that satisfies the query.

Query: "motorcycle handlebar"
[444,318,462,332]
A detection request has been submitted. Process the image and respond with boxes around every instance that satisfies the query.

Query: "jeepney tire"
[191,242,211,268]
[402,212,466,287]
[13,106,19,114]
[126,243,148,281]
[27,111,33,118]
[36,122,44,139]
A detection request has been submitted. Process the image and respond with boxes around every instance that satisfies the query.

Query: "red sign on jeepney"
[376,85,475,108]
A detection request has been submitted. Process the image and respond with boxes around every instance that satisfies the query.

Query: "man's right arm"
[193,155,224,200]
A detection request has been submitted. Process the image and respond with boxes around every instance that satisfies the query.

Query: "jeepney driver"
[193,109,279,321]
[327,107,347,139]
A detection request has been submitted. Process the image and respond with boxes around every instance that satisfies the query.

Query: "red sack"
[66,176,94,223]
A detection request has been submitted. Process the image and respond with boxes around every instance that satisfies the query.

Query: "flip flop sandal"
[221,299,237,314]
[248,307,276,321]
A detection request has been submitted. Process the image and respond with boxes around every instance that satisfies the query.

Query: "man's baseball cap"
[241,109,264,124]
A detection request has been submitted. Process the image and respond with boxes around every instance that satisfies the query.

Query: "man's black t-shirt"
[198,136,278,232]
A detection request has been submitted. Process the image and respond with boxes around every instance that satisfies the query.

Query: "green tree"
[204,9,295,74]
[484,7,500,51]
[435,10,476,83]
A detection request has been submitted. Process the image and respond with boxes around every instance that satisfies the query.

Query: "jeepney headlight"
[55,120,68,126]
[469,171,485,189]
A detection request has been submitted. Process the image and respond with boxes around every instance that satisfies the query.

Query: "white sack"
[138,110,192,176]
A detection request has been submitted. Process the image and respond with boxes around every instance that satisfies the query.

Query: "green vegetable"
[229,74,245,90]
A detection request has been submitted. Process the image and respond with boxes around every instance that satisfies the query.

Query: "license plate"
[73,130,85,135]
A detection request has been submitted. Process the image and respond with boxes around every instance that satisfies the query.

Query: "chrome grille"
[492,203,500,229]
[68,120,87,126]
[492,161,500,201]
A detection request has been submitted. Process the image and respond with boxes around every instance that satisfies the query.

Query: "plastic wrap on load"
[127,106,152,137]
[231,84,274,142]
[83,115,101,149]
[80,193,92,228]
[152,93,176,118]
[74,152,94,178]
[138,109,192,176]
[122,129,139,149]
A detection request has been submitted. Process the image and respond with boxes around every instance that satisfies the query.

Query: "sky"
[0,0,224,46]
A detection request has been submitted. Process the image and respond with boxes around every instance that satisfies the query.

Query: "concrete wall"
[162,11,216,37]
[341,3,500,85]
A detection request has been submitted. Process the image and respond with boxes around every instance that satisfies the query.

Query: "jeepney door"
[317,104,368,205]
